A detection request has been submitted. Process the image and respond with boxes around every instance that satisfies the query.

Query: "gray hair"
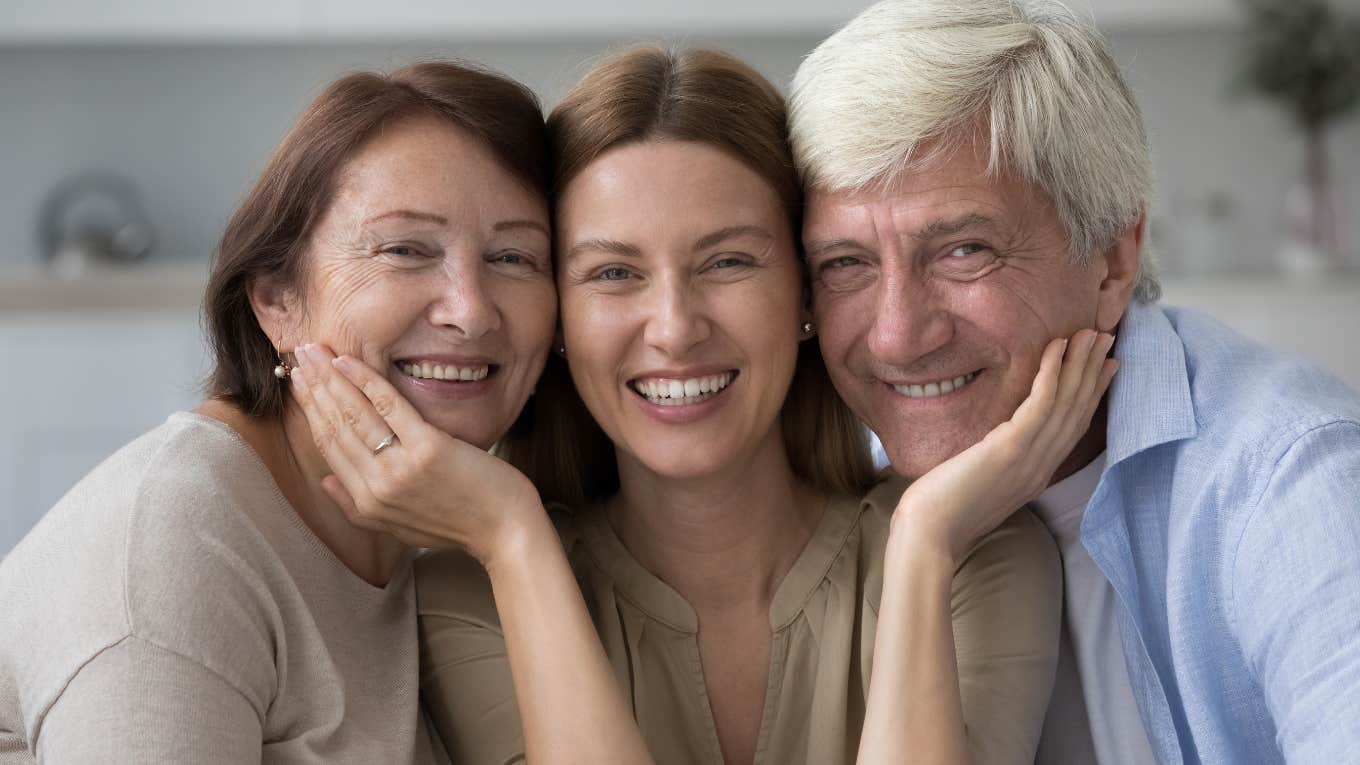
[790,0,1160,302]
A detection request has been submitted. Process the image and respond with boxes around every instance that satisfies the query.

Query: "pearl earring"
[273,350,296,380]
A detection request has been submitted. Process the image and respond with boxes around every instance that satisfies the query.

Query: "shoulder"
[416,549,499,631]
[415,504,577,632]
[956,510,1061,589]
[0,413,284,738]
[1165,305,1360,443]
[120,414,289,705]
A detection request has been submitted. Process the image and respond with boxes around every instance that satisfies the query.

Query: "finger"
[295,348,378,482]
[1006,336,1068,442]
[1075,332,1115,407]
[1035,334,1117,470]
[331,354,437,445]
[1053,328,1099,413]
[289,360,354,473]
[299,344,398,462]
[1031,330,1099,451]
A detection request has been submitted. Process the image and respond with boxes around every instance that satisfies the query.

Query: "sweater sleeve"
[37,635,263,764]
[950,509,1063,765]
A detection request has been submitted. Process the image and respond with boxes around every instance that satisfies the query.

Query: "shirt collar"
[1104,300,1199,467]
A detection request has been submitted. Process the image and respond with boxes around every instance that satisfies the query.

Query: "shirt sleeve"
[950,509,1063,765]
[36,635,262,764]
[1232,420,1360,763]
[416,551,526,765]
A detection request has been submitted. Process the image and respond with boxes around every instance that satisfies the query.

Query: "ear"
[1094,210,1145,332]
[247,273,301,352]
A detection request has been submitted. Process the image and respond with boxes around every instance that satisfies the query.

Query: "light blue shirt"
[1088,300,1360,763]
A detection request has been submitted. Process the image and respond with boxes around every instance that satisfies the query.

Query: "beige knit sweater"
[0,412,447,764]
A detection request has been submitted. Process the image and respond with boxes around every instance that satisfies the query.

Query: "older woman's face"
[556,140,806,480]
[288,117,554,449]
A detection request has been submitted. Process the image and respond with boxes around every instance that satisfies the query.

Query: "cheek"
[496,280,558,360]
[810,292,863,361]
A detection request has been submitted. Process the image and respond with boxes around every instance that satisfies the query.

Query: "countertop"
[0,260,210,313]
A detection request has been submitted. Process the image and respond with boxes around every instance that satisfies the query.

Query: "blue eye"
[383,245,425,258]
[947,243,988,258]
[493,251,527,265]
[598,267,632,281]
[712,256,746,269]
[826,255,862,268]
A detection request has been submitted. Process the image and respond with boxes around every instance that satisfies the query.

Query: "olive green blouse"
[416,477,1061,765]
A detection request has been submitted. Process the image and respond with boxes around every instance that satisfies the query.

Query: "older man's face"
[805,148,1133,479]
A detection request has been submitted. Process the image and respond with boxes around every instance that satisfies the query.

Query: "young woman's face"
[556,140,807,480]
[270,117,555,450]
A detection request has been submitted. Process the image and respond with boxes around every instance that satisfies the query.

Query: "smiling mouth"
[891,370,980,399]
[629,371,738,407]
[397,361,496,382]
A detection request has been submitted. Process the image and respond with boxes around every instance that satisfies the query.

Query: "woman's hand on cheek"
[891,329,1118,564]
[289,343,544,565]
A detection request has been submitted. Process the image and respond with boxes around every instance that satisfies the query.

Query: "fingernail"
[1061,338,1069,352]
[1086,331,1099,349]
[293,345,308,367]
[332,356,352,373]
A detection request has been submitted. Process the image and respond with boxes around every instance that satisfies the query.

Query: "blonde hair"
[495,45,875,506]
[789,0,1160,302]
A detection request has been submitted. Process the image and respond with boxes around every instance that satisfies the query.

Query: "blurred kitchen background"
[3,0,1360,555]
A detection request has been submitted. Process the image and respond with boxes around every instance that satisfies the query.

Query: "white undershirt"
[1032,453,1159,765]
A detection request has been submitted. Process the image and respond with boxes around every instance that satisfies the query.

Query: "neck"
[608,427,824,616]
[196,398,407,587]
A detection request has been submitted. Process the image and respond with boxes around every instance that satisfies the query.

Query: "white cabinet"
[2,0,1243,43]
[0,309,210,556]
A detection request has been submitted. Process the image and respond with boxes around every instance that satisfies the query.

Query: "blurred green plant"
[1238,0,1360,267]
[1238,0,1360,129]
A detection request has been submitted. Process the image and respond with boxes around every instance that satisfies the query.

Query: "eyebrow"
[493,219,550,238]
[693,225,772,251]
[565,237,642,261]
[805,237,867,259]
[805,213,1000,258]
[364,209,448,226]
[911,212,998,241]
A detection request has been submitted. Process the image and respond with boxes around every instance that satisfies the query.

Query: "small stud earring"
[556,344,567,356]
[800,321,815,335]
[273,350,296,380]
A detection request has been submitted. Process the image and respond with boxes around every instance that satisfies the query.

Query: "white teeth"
[631,372,734,405]
[894,372,977,399]
[400,362,490,381]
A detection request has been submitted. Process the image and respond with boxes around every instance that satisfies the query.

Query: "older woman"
[292,46,1116,765]
[0,61,554,762]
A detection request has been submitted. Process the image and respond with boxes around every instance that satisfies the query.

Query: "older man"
[790,1,1360,763]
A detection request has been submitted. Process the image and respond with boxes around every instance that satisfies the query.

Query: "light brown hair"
[203,61,549,418]
[497,45,875,505]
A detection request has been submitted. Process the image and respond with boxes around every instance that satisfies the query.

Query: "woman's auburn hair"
[203,60,550,419]
[495,45,876,506]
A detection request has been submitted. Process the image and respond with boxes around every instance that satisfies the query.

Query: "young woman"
[289,47,1115,764]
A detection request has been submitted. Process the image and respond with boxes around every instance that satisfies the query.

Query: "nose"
[427,260,501,339]
[865,260,952,368]
[642,272,711,359]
